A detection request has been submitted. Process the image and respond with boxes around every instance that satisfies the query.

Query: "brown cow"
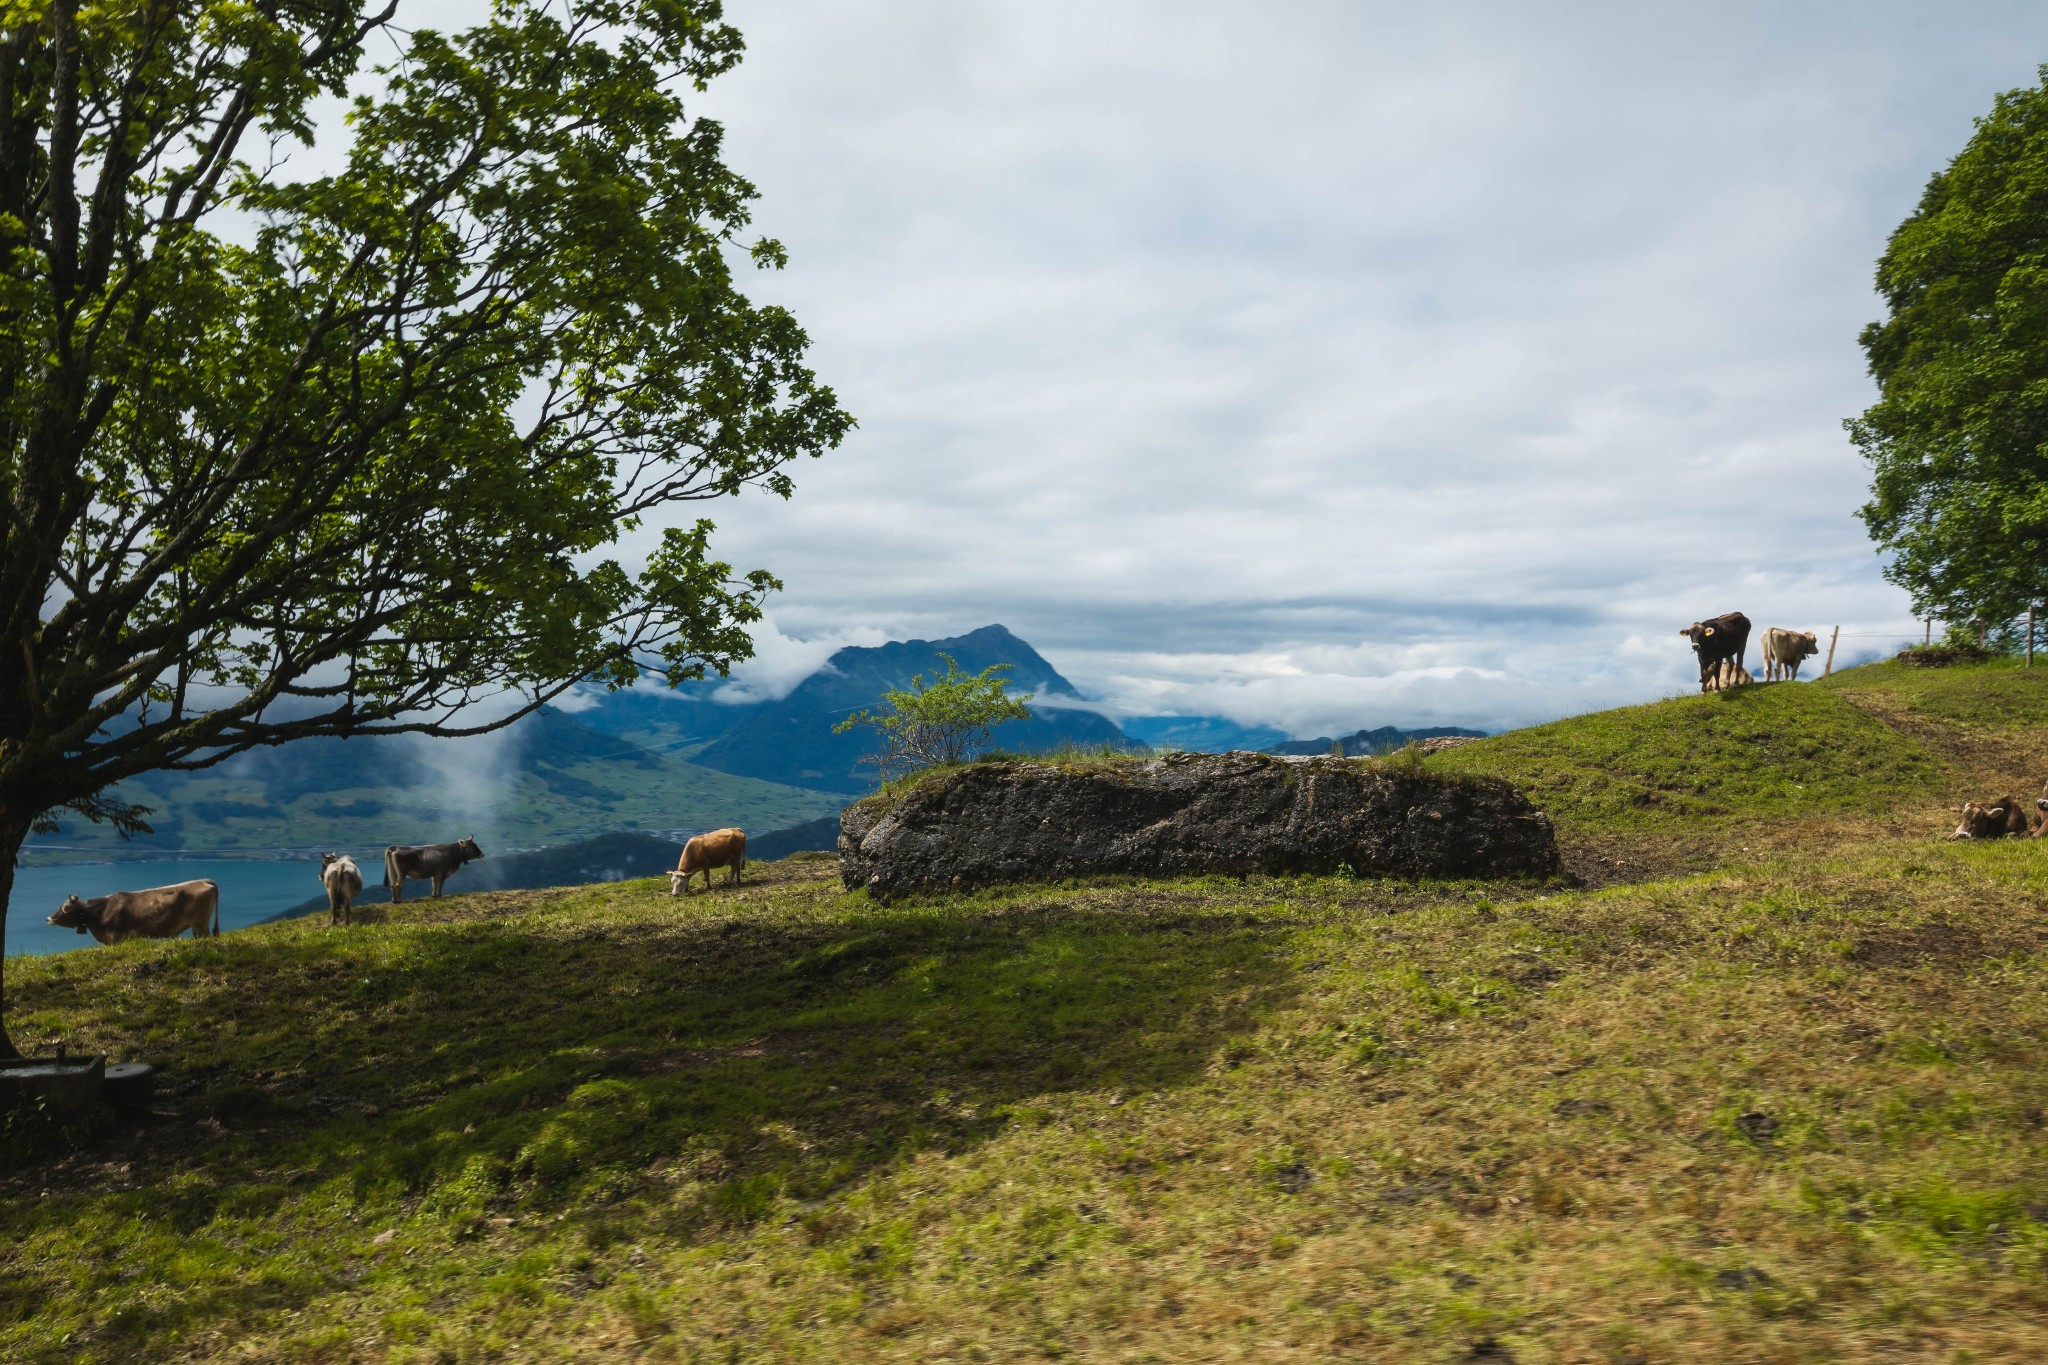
[1681,611,1752,693]
[1949,798,2033,840]
[320,852,364,926]
[48,879,219,944]
[669,827,746,896]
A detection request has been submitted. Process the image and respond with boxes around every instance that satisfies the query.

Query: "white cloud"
[707,615,896,704]
[423,0,2047,735]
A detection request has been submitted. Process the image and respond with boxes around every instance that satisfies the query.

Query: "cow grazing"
[1760,627,1821,682]
[384,837,485,903]
[1949,798,2033,840]
[320,852,365,926]
[670,827,747,896]
[48,880,219,944]
[1681,612,1752,693]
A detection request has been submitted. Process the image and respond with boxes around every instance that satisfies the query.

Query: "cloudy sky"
[612,2,2048,735]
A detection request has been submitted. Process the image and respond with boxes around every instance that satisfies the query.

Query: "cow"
[1760,627,1821,682]
[669,827,746,896]
[48,880,219,944]
[1949,798,2033,840]
[384,837,484,903]
[319,852,364,926]
[1681,611,1751,693]
[1704,659,1754,692]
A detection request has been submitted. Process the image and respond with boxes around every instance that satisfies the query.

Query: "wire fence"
[1808,612,2047,675]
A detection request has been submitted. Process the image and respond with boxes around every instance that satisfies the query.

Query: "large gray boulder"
[838,751,1557,901]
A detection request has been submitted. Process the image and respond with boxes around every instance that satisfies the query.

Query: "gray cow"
[384,837,485,903]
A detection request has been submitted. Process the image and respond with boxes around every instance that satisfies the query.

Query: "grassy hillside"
[12,661,2048,1361]
[1427,679,1944,834]
[11,848,2048,1361]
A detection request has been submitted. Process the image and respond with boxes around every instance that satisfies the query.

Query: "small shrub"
[1896,643,1995,668]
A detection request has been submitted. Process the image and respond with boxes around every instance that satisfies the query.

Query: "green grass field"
[8,661,2048,1361]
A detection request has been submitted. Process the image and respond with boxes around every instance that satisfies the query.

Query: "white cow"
[320,852,365,926]
[1760,627,1820,682]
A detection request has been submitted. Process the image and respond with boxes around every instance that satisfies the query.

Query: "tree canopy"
[1852,68,2048,621]
[0,0,850,1054]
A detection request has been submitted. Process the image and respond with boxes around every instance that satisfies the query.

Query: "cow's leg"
[391,877,404,905]
[432,873,446,898]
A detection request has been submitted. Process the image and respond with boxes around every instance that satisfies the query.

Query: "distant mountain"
[1266,725,1490,757]
[1120,716,1290,754]
[31,708,843,856]
[748,816,842,860]
[562,684,734,759]
[598,626,1138,794]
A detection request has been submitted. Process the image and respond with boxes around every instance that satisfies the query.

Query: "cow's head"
[319,851,342,871]
[48,895,90,933]
[2037,777,2048,813]
[459,836,484,861]
[1799,631,1819,655]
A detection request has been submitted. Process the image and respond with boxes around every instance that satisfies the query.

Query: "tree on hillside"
[0,0,851,1056]
[833,655,1034,778]
[1851,68,2048,622]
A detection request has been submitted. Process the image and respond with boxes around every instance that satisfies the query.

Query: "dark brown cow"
[670,827,746,896]
[1949,798,2032,840]
[48,879,219,944]
[1681,611,1752,693]
[384,837,484,903]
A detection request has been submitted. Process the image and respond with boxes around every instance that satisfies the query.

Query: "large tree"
[1852,69,2048,622]
[0,0,851,1055]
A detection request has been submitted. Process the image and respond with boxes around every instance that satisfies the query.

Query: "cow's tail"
[383,846,398,888]
[206,879,220,937]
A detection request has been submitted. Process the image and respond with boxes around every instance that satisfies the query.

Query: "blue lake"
[6,856,375,957]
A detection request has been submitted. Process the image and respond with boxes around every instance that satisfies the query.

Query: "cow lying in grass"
[1704,659,1754,692]
[1950,798,2033,840]
[670,827,746,895]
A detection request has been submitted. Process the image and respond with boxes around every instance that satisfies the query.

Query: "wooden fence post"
[2031,607,2037,669]
[1925,617,1932,645]
[1824,625,1840,677]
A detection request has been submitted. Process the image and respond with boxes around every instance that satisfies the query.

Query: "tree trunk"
[0,810,25,1059]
